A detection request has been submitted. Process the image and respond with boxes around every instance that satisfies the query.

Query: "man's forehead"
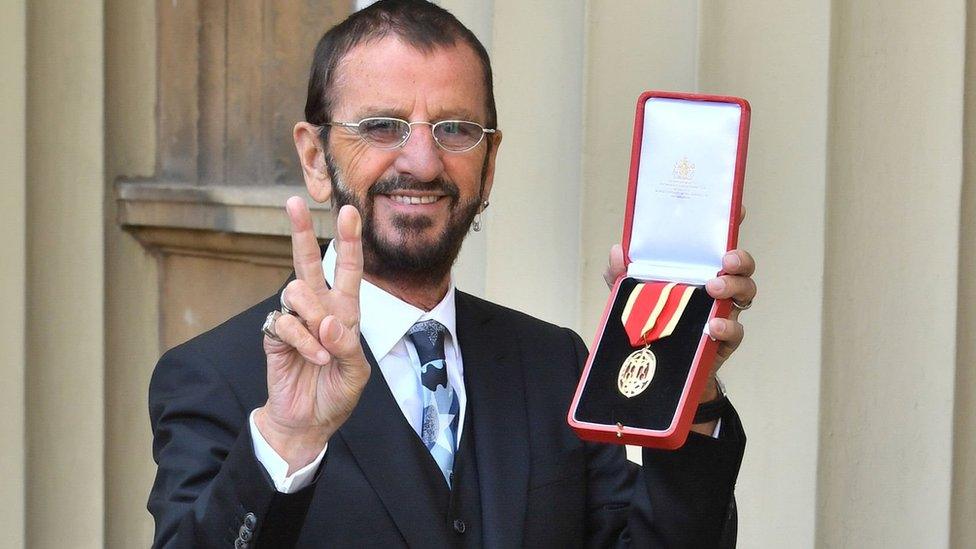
[331,35,488,121]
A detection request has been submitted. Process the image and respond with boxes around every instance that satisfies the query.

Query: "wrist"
[698,376,720,404]
[690,376,726,434]
[254,407,331,473]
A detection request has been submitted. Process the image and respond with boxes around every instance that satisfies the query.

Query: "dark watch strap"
[693,394,729,424]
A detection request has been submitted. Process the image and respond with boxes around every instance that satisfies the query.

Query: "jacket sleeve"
[568,330,746,548]
[147,349,315,548]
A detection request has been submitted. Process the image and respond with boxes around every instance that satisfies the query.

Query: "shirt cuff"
[249,408,327,493]
[710,375,727,439]
[711,417,722,439]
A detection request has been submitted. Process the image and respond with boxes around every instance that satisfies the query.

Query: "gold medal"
[615,281,695,398]
[617,346,656,398]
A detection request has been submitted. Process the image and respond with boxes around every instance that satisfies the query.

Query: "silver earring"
[472,200,489,232]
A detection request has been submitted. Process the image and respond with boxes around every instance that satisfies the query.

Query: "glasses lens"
[358,118,409,148]
[433,121,484,151]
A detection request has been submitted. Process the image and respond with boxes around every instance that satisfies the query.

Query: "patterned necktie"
[407,320,459,487]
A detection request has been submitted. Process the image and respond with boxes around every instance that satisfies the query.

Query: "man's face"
[323,36,498,284]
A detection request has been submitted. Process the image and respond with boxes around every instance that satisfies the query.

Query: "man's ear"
[479,130,502,206]
[294,122,332,203]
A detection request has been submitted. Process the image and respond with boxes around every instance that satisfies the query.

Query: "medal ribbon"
[620,281,695,347]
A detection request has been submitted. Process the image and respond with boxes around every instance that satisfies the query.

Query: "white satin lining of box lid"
[626,97,740,286]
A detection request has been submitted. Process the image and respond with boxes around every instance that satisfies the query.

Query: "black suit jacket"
[148,285,745,548]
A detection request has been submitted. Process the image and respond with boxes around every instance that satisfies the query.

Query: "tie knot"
[407,320,448,364]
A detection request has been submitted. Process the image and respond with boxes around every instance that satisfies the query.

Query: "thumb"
[604,244,626,288]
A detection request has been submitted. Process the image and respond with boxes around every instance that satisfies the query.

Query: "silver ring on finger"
[280,292,298,317]
[732,298,752,310]
[262,310,284,342]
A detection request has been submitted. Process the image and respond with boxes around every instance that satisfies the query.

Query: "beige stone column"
[951,1,976,546]
[484,0,586,328]
[0,1,26,546]
[104,1,159,546]
[26,1,105,547]
[697,2,831,546]
[819,1,966,546]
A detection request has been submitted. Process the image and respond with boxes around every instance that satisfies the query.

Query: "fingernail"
[316,350,329,363]
[708,278,726,293]
[725,253,740,269]
[325,319,341,343]
[711,319,725,334]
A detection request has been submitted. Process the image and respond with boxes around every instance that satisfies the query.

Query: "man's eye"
[361,119,403,136]
[440,122,462,135]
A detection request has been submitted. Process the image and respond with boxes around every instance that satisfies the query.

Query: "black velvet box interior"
[574,277,714,431]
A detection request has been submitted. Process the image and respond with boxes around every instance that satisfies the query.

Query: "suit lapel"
[337,338,452,548]
[456,292,529,549]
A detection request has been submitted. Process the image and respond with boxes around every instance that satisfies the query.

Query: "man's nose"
[393,123,445,182]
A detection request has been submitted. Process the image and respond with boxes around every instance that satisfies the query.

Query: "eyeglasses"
[325,117,496,153]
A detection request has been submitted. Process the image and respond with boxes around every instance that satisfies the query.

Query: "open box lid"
[622,91,750,285]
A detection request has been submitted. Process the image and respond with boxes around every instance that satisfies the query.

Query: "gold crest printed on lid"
[671,156,696,182]
[617,347,656,398]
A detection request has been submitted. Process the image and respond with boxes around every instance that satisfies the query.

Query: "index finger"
[286,196,328,293]
[332,204,363,299]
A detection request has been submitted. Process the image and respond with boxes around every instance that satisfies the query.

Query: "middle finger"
[705,275,757,304]
[722,250,756,277]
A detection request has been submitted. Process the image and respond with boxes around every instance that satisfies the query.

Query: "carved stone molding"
[116,180,335,347]
[116,180,334,265]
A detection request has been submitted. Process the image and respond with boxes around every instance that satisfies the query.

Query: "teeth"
[389,195,439,205]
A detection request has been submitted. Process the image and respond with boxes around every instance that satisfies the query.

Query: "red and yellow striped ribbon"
[620,281,695,347]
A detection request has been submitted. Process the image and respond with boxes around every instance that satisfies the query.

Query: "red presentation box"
[568,91,750,449]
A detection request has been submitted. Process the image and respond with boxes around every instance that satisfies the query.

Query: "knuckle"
[282,283,297,304]
[337,254,364,271]
[281,317,309,347]
[296,248,320,265]
[744,253,757,273]
[733,276,750,295]
[283,316,299,336]
[263,335,287,351]
[297,329,319,351]
[277,314,298,336]
[287,278,306,294]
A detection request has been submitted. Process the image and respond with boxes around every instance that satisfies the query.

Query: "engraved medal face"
[617,347,656,398]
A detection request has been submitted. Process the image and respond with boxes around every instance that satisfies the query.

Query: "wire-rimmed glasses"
[324,117,496,153]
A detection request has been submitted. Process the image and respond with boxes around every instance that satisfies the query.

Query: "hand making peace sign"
[255,197,371,473]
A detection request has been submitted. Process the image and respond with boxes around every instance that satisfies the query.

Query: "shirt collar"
[322,241,458,361]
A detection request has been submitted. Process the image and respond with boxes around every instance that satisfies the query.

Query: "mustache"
[368,176,460,200]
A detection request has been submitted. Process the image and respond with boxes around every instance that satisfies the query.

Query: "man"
[148,1,757,547]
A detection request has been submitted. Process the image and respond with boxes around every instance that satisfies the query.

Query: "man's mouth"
[385,193,443,205]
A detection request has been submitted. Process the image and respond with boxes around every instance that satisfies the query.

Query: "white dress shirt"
[251,241,466,493]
